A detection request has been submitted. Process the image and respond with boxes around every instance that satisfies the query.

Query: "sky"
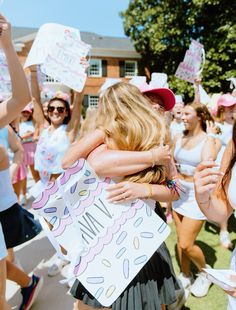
[0,0,130,37]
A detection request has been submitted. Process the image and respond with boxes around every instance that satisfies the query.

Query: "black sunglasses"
[48,106,66,113]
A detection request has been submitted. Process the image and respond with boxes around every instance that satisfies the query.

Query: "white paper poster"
[32,159,170,306]
[0,51,11,98]
[24,23,91,92]
[175,40,204,83]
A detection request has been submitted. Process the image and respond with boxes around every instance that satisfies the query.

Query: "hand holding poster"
[24,23,91,92]
[32,159,170,306]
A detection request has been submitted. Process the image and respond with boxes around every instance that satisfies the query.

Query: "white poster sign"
[24,23,81,68]
[0,51,11,98]
[175,39,204,83]
[24,23,90,91]
[32,159,170,306]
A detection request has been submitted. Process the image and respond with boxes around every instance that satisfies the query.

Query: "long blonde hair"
[96,82,169,184]
[79,107,98,138]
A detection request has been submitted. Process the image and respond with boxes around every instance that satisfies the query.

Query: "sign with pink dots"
[32,159,170,306]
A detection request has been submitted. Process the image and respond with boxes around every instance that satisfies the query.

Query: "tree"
[121,0,236,101]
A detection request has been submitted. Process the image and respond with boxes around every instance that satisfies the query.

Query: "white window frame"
[124,61,138,77]
[88,95,99,107]
[88,59,102,77]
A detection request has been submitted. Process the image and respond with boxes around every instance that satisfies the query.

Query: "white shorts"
[0,223,7,260]
[172,179,206,220]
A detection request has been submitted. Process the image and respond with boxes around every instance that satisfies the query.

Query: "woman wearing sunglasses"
[34,91,83,184]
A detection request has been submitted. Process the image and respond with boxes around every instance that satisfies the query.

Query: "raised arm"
[7,126,24,181]
[201,121,222,161]
[0,15,31,127]
[29,67,47,128]
[66,90,83,143]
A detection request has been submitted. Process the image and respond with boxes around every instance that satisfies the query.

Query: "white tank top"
[0,168,18,211]
[228,164,236,209]
[174,137,206,176]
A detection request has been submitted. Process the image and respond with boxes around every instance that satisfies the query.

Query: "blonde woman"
[172,102,221,298]
[63,82,180,310]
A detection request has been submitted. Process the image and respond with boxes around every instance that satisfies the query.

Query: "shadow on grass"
[204,214,236,236]
[174,240,217,275]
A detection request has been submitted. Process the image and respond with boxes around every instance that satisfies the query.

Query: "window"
[124,61,137,77]
[88,59,102,77]
[88,95,99,107]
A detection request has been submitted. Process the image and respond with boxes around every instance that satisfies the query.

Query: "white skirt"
[172,179,206,220]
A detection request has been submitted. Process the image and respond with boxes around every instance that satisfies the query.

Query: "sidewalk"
[6,175,75,309]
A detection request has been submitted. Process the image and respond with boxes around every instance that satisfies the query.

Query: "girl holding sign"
[63,82,181,310]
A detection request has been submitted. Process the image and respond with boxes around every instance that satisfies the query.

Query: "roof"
[12,26,140,58]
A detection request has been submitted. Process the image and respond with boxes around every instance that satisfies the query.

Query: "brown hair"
[221,121,236,200]
[48,97,71,125]
[183,102,215,135]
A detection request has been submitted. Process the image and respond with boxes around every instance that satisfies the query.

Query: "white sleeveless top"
[0,168,18,212]
[228,164,236,209]
[34,125,70,182]
[174,137,206,176]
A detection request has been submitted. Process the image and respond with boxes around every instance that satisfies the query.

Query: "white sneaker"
[220,231,233,249]
[168,286,189,310]
[47,258,69,277]
[190,270,211,297]
[20,195,27,206]
[177,272,192,289]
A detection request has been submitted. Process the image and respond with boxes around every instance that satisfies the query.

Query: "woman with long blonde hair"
[63,82,180,310]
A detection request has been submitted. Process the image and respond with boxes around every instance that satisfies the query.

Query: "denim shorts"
[0,222,7,260]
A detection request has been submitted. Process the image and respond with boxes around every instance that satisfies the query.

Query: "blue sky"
[0,0,130,37]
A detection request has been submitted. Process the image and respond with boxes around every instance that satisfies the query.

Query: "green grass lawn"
[165,215,236,310]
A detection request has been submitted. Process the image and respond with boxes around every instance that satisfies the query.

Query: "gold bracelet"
[144,183,153,199]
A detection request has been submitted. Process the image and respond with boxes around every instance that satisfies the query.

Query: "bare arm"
[106,181,179,203]
[194,141,234,223]
[0,15,31,127]
[66,90,83,143]
[62,129,105,169]
[7,126,24,180]
[29,69,47,128]
[201,137,220,161]
[0,145,9,171]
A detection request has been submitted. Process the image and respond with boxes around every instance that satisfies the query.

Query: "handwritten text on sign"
[32,160,170,306]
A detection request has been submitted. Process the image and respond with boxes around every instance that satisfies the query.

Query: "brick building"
[12,27,141,108]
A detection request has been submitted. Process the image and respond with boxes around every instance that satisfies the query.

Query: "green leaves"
[122,0,236,100]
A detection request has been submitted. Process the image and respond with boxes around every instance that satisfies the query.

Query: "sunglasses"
[48,106,66,113]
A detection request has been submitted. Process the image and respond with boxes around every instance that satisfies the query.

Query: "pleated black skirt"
[70,202,179,310]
